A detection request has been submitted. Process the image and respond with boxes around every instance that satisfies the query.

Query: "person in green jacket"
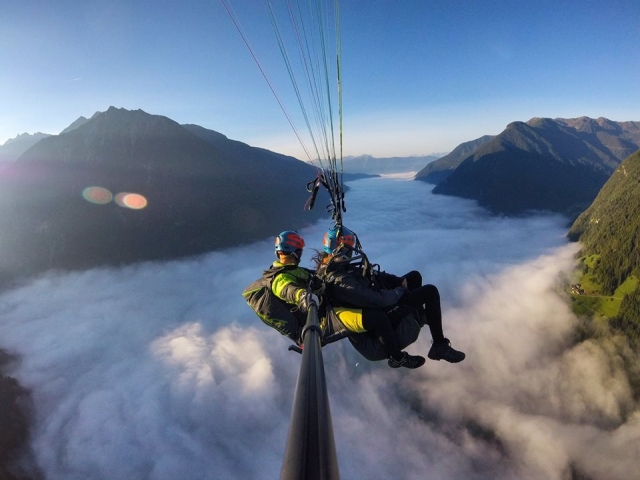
[270,230,319,314]
[242,230,318,346]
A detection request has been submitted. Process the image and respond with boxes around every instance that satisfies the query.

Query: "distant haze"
[1,177,638,479]
[341,154,441,174]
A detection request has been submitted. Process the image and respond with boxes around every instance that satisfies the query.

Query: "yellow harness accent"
[333,307,366,333]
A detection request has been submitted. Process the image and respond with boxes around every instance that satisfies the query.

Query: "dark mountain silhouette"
[60,114,93,134]
[0,350,30,480]
[414,135,494,184]
[341,154,440,174]
[568,149,640,347]
[0,107,325,287]
[0,132,51,165]
[419,117,640,217]
[182,123,308,169]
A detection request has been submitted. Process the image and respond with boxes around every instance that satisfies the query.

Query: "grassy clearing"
[616,274,639,296]
[569,256,638,320]
[570,295,618,320]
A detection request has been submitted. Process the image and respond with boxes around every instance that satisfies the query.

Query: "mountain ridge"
[0,107,324,287]
[419,117,640,216]
[0,132,51,164]
[414,135,494,184]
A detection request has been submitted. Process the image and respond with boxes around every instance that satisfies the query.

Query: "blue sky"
[2,0,639,158]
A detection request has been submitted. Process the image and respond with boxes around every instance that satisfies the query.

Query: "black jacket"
[317,259,406,309]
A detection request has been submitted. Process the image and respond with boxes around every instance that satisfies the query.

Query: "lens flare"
[115,192,148,210]
[82,186,113,205]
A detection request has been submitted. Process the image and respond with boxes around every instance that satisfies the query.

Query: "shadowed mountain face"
[414,135,494,184]
[417,117,640,217]
[0,107,324,287]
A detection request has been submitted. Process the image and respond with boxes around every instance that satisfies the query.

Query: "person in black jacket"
[314,226,430,369]
[262,230,421,366]
[315,225,465,365]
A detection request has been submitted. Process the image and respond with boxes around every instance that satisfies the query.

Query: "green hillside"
[568,150,640,346]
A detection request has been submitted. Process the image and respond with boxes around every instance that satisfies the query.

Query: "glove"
[298,292,320,313]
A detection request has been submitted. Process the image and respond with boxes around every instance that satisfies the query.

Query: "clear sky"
[2,0,639,158]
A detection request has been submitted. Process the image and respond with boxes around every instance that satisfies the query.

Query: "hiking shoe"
[428,339,465,363]
[388,352,426,369]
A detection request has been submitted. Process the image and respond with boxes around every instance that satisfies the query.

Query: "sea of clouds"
[1,176,639,480]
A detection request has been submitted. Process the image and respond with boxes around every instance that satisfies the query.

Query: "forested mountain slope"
[568,150,640,342]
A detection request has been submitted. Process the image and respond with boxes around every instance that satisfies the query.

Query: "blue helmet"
[275,231,305,257]
[323,226,356,255]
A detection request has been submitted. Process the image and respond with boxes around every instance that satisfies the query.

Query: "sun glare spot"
[82,186,113,205]
[82,186,148,209]
[115,192,148,210]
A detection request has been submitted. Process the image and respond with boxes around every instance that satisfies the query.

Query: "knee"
[362,308,388,331]
[424,284,440,302]
[404,270,422,290]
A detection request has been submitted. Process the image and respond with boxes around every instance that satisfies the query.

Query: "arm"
[376,270,405,289]
[272,269,309,306]
[326,270,405,308]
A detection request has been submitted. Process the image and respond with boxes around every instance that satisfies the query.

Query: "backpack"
[242,267,304,345]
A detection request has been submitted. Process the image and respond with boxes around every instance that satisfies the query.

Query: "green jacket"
[268,262,353,346]
[269,261,313,306]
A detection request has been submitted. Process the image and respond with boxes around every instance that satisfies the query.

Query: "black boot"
[427,338,465,363]
[388,351,426,369]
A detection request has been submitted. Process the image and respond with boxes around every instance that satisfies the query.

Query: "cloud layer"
[1,176,638,479]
